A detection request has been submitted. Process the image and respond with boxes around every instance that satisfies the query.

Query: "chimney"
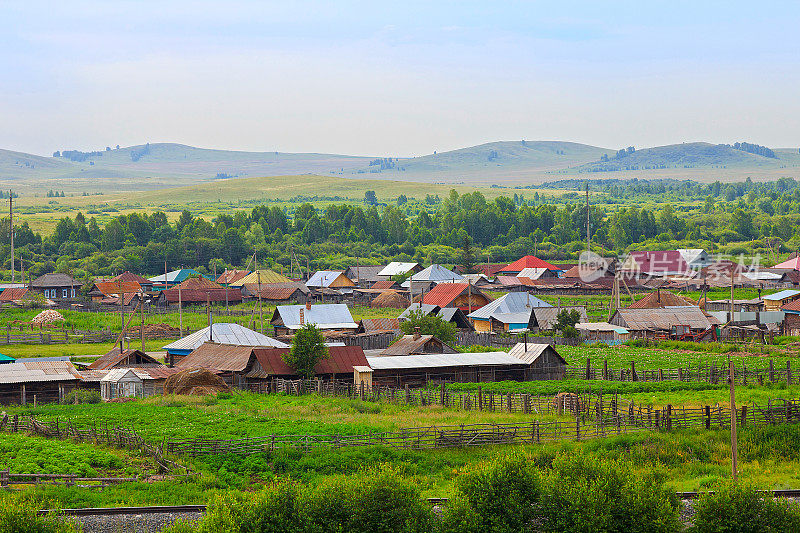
[299,308,305,325]
[413,326,421,340]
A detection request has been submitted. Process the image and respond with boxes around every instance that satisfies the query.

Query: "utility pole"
[728,357,739,481]
[585,182,590,254]
[140,292,145,351]
[256,258,263,334]
[9,191,14,283]
[178,282,183,337]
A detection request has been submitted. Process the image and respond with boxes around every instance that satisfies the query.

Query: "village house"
[468,292,551,333]
[148,269,205,290]
[399,303,473,330]
[344,265,386,287]
[270,303,359,337]
[417,282,492,313]
[610,307,712,339]
[575,322,631,345]
[506,343,568,380]
[306,270,356,290]
[763,289,800,311]
[0,360,81,405]
[163,323,288,366]
[498,255,562,277]
[156,277,242,307]
[376,262,422,280]
[29,273,82,300]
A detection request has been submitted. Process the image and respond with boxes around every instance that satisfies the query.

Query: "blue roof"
[763,289,800,301]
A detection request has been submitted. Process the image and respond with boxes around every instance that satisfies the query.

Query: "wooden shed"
[507,343,567,380]
[380,334,458,356]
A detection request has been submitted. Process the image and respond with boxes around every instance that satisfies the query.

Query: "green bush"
[0,495,78,533]
[691,482,800,533]
[538,454,680,533]
[62,389,100,405]
[441,454,541,533]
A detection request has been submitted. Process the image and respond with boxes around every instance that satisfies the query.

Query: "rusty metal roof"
[380,335,457,356]
[175,343,256,372]
[88,348,161,370]
[626,289,697,309]
[0,287,29,301]
[613,307,711,330]
[359,318,401,333]
[248,345,369,377]
[507,343,566,365]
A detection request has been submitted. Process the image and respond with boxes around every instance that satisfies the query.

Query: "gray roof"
[30,272,80,288]
[613,308,711,330]
[468,292,550,321]
[163,323,288,351]
[345,265,385,283]
[399,303,462,323]
[409,264,463,283]
[0,360,80,384]
[366,352,529,370]
[273,304,358,330]
[508,343,566,365]
[532,306,588,330]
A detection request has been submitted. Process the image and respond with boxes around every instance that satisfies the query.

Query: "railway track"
[39,490,800,516]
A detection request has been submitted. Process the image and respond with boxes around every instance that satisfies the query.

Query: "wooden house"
[763,290,800,311]
[29,273,82,300]
[157,277,242,307]
[306,270,356,290]
[88,348,162,370]
[507,343,567,380]
[0,360,81,405]
[575,322,631,345]
[467,292,551,333]
[270,303,358,337]
[419,282,492,312]
[610,307,712,338]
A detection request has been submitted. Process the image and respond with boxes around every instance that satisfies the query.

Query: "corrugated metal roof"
[273,304,357,330]
[421,283,471,307]
[626,290,697,309]
[532,306,588,330]
[0,360,80,384]
[345,265,385,283]
[113,271,151,284]
[148,269,202,284]
[164,323,288,351]
[88,348,160,370]
[378,262,420,277]
[306,271,352,288]
[216,269,250,285]
[230,270,292,287]
[257,285,305,301]
[576,322,629,333]
[622,251,692,277]
[468,292,550,321]
[380,335,457,356]
[399,303,439,319]
[763,289,800,301]
[248,346,368,377]
[371,280,399,290]
[92,281,142,296]
[410,264,463,282]
[507,343,566,365]
[500,256,560,273]
[517,267,550,280]
[360,318,401,332]
[614,308,711,330]
[0,287,29,301]
[366,352,528,370]
[176,343,256,371]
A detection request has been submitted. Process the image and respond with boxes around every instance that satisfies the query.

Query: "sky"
[1,1,799,157]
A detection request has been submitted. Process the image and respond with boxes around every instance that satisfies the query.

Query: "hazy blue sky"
[2,1,799,156]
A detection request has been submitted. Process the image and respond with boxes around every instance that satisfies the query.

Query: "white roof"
[274,304,358,330]
[576,322,629,333]
[743,271,784,281]
[100,368,150,382]
[163,323,288,351]
[306,270,346,288]
[378,262,420,277]
[507,343,564,364]
[366,352,527,370]
[148,269,184,283]
[409,264,463,283]
[468,292,550,321]
[517,267,548,280]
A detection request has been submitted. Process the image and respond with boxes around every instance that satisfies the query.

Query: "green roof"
[0,353,15,363]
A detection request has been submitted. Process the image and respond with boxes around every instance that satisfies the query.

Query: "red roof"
[162,287,242,303]
[500,256,560,273]
[421,283,470,307]
[371,280,398,290]
[253,345,368,376]
[782,299,800,312]
[175,277,223,290]
[624,251,691,276]
[93,281,142,296]
[216,269,250,285]
[0,287,28,301]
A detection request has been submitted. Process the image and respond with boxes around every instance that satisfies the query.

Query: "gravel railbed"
[71,511,203,533]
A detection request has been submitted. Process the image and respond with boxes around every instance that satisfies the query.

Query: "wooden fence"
[455,332,581,347]
[0,470,136,489]
[0,413,189,474]
[0,327,189,346]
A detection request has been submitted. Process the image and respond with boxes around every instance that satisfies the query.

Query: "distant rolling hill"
[2,140,800,196]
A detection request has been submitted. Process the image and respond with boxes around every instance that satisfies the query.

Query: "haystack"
[163,368,230,396]
[371,290,410,309]
[31,309,64,325]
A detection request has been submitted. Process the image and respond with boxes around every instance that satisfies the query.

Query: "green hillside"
[573,142,787,173]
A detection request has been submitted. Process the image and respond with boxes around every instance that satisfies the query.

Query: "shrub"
[62,389,101,405]
[300,467,431,533]
[441,454,541,533]
[691,482,800,533]
[0,495,78,533]
[539,454,680,533]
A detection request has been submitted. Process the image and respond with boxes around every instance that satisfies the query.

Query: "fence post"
[524,394,530,414]
[666,404,672,431]
[787,361,792,385]
[740,405,747,427]
[769,359,775,382]
[705,406,711,429]
[603,360,608,380]
[630,362,637,382]
[478,387,483,411]
[404,384,410,404]
[575,416,580,441]
[506,394,512,413]
[585,358,591,380]
[658,369,664,382]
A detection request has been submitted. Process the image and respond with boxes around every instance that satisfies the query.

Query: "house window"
[62,288,68,298]
[71,288,76,298]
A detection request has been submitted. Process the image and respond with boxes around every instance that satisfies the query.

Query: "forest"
[2,177,800,285]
